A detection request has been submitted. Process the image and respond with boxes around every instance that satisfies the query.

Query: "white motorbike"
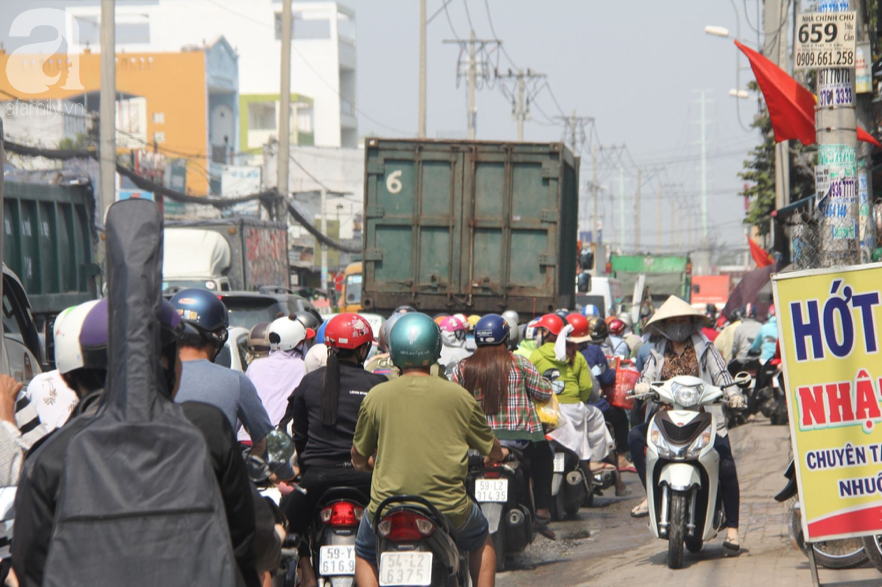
[632,373,750,569]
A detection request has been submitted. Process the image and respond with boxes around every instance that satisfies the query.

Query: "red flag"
[735,40,881,150]
[735,40,816,145]
[748,237,774,268]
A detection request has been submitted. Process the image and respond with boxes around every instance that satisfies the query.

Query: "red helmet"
[565,313,590,339]
[324,313,374,349]
[534,314,565,336]
[608,318,626,337]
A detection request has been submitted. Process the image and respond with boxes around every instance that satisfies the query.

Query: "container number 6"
[386,170,403,194]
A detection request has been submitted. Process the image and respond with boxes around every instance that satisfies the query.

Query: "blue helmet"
[474,314,510,347]
[315,321,328,344]
[169,288,229,349]
[581,304,600,318]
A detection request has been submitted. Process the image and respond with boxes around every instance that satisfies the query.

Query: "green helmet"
[389,313,442,370]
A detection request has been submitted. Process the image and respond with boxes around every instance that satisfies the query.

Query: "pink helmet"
[439,316,467,333]
[768,304,776,317]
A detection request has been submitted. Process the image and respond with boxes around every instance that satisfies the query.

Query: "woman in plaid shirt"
[451,314,556,534]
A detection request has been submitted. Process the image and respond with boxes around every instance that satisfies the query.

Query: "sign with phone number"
[794,11,856,71]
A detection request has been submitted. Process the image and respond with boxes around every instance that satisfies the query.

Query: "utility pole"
[699,91,708,242]
[635,169,642,251]
[657,183,663,251]
[618,166,625,251]
[554,112,593,154]
[418,0,427,138]
[443,35,499,140]
[592,144,599,244]
[320,188,328,289]
[817,0,858,266]
[498,68,546,141]
[856,6,876,262]
[467,30,476,139]
[764,0,791,212]
[277,0,292,221]
[99,0,116,223]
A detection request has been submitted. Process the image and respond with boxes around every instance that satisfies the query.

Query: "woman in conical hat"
[627,296,747,553]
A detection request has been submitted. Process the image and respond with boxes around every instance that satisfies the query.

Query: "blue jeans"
[354,501,489,566]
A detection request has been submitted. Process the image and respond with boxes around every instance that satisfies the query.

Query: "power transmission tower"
[443,33,501,139]
[497,68,546,141]
[554,111,593,155]
[635,169,642,251]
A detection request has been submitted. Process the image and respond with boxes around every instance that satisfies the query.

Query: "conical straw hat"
[644,296,709,330]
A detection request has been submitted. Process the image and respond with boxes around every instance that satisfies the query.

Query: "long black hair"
[320,344,368,426]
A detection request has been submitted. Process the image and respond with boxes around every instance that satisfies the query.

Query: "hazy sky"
[0,0,765,257]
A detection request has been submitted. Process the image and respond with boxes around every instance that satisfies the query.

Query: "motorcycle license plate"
[475,478,508,502]
[379,552,433,586]
[319,545,355,576]
[553,452,566,473]
[772,376,780,389]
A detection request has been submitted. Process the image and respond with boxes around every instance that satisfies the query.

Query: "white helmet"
[54,300,100,375]
[304,344,328,373]
[268,316,312,352]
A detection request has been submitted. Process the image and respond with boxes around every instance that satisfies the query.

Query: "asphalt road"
[496,418,882,587]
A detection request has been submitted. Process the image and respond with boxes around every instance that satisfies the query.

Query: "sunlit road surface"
[497,418,882,587]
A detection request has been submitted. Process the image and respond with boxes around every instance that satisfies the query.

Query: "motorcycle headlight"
[672,382,703,407]
[686,425,714,458]
[649,422,671,458]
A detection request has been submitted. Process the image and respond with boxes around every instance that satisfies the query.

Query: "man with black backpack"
[12,200,279,587]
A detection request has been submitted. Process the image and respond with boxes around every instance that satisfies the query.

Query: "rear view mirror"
[734,372,752,389]
[577,272,592,293]
[265,429,296,472]
[580,249,594,272]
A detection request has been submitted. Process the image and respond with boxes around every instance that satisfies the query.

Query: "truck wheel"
[668,492,686,569]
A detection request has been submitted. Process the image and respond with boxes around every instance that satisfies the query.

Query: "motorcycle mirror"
[245,454,272,484]
[543,368,561,381]
[265,429,296,473]
[734,372,752,389]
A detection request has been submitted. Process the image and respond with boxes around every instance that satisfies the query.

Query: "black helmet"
[589,317,610,343]
[393,306,417,315]
[554,309,570,322]
[169,288,229,350]
[293,311,321,334]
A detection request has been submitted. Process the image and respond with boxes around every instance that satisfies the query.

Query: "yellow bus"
[339,262,363,313]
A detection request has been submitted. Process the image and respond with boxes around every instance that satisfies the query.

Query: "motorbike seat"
[315,486,370,507]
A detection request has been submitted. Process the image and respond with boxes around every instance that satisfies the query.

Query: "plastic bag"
[535,392,562,430]
[602,357,640,410]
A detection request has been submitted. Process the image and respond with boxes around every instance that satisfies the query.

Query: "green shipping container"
[3,182,98,319]
[361,139,579,315]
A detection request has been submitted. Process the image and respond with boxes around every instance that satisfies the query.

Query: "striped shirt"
[451,354,552,441]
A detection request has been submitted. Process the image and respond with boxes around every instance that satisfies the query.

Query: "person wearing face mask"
[626,296,745,553]
[438,315,472,370]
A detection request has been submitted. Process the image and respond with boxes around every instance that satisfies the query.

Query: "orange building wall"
[0,51,209,194]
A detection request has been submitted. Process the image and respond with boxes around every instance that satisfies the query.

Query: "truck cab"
[339,262,363,313]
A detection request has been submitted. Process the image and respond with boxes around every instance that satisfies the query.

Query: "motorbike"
[373,495,472,587]
[755,356,788,425]
[308,485,369,587]
[726,357,760,426]
[775,461,868,569]
[631,372,751,569]
[466,442,535,571]
[542,368,594,520]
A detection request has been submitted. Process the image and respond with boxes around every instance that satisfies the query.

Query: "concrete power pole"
[764,0,791,212]
[657,183,662,251]
[99,0,116,223]
[619,166,625,251]
[592,144,599,244]
[467,30,476,140]
[498,69,546,141]
[817,0,859,266]
[699,91,708,244]
[418,0,427,138]
[635,169,642,251]
[277,0,292,222]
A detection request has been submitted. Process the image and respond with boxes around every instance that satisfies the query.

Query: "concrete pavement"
[497,418,882,587]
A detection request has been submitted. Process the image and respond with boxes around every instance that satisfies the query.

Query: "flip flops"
[618,465,637,474]
[630,502,649,518]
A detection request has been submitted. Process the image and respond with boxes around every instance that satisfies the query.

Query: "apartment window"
[117,22,150,44]
[73,15,149,45]
[274,12,331,40]
[297,107,313,134]
[248,102,276,131]
[74,16,100,46]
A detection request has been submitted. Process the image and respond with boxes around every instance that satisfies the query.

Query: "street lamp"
[704,25,730,38]
[729,88,750,99]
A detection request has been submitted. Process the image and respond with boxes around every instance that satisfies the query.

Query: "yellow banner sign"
[774,262,882,541]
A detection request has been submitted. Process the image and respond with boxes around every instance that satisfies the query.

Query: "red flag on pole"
[735,40,881,149]
[748,237,774,268]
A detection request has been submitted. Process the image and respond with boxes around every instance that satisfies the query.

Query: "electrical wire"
[462,0,476,33]
[443,0,462,40]
[742,0,793,35]
[483,0,518,69]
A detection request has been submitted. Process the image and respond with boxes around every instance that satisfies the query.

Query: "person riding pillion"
[351,313,505,587]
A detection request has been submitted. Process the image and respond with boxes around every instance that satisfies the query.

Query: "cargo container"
[163,217,289,294]
[361,139,579,315]
[690,275,732,307]
[607,254,692,304]
[2,181,99,328]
